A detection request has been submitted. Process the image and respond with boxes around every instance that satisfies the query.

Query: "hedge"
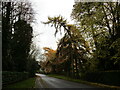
[82,70,120,86]
[2,71,29,85]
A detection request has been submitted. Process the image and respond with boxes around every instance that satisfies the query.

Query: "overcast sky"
[29,0,75,51]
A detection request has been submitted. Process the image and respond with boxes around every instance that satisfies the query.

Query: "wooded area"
[40,2,120,80]
[1,1,120,87]
[2,1,39,77]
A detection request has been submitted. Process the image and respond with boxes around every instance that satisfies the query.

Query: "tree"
[12,20,33,71]
[27,44,41,76]
[42,47,56,73]
[2,1,35,72]
[2,2,14,71]
[43,16,90,78]
[71,2,120,71]
[43,47,56,61]
[71,2,120,49]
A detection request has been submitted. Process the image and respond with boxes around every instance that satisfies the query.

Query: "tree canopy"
[71,2,120,71]
[2,1,39,75]
[42,2,120,77]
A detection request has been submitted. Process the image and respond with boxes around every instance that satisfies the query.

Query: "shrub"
[2,71,29,85]
[82,70,120,86]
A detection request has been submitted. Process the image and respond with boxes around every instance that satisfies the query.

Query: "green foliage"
[110,38,120,68]
[12,20,33,72]
[91,37,120,71]
[71,2,120,39]
[27,58,40,77]
[43,16,90,78]
[3,77,35,88]
[2,71,29,85]
[71,2,120,71]
[2,1,35,72]
[48,74,120,88]
[82,71,120,86]
[42,2,120,81]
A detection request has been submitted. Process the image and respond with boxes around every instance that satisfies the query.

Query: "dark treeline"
[2,1,39,76]
[41,2,120,79]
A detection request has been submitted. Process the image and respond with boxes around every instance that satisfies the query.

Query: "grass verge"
[3,77,36,88]
[48,74,120,89]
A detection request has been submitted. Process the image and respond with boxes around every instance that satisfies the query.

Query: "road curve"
[35,73,100,88]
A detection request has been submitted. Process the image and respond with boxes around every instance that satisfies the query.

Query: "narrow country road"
[35,73,100,89]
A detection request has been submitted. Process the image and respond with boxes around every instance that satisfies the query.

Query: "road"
[35,73,100,89]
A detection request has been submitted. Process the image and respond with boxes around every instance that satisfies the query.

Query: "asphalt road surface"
[35,73,101,89]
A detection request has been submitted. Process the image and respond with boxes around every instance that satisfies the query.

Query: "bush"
[2,71,29,85]
[82,70,120,86]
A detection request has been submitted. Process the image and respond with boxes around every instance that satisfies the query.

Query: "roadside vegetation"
[2,1,39,88]
[2,0,120,88]
[3,77,35,88]
[40,2,120,87]
[48,74,120,89]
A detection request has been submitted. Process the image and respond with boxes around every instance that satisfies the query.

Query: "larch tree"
[43,16,90,78]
